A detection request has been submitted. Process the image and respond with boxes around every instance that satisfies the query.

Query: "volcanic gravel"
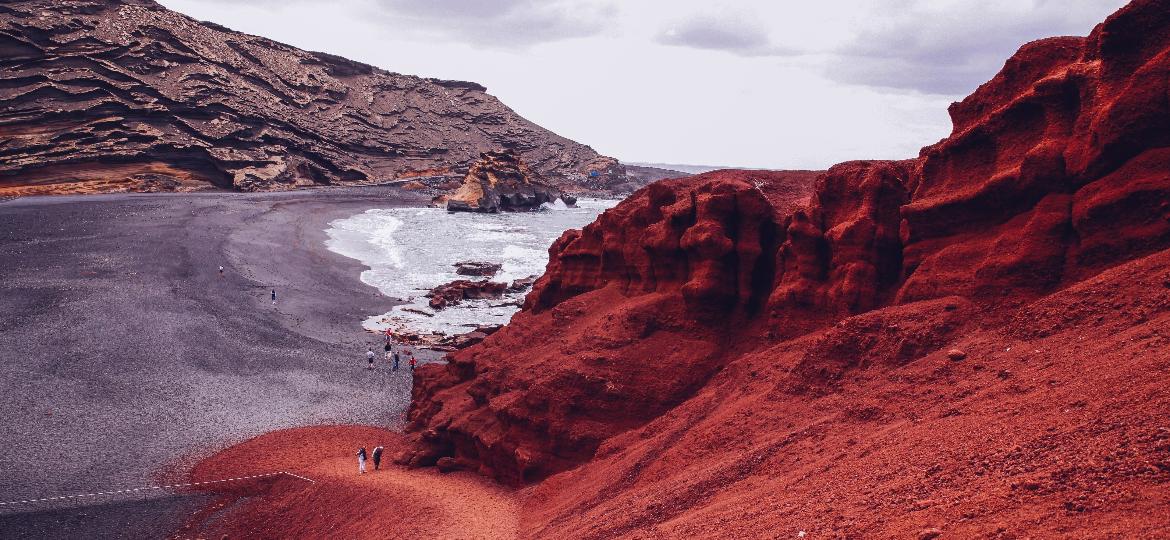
[0,188,443,531]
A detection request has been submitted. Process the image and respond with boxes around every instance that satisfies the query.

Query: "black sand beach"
[0,187,440,536]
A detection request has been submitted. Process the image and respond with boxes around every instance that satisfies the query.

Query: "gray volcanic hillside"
[0,0,629,194]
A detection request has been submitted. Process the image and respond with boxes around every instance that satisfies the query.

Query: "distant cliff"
[0,0,629,195]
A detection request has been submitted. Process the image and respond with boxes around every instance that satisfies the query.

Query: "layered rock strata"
[0,0,628,194]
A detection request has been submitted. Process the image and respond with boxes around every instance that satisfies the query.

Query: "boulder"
[454,261,502,277]
[918,528,943,540]
[426,280,508,310]
[446,151,565,213]
[444,331,488,349]
[436,457,461,473]
[508,275,539,292]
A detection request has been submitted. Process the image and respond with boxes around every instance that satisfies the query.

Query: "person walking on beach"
[392,351,400,372]
[409,355,417,372]
[366,348,376,370]
[372,446,384,471]
[357,447,368,474]
[271,289,277,305]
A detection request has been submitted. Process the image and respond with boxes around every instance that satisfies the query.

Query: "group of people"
[357,445,384,473]
[366,332,417,372]
[217,266,417,372]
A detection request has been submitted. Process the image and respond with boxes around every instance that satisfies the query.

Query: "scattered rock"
[436,456,461,473]
[475,324,503,336]
[454,261,503,277]
[445,331,488,349]
[427,280,508,310]
[918,528,943,540]
[947,349,967,361]
[508,275,539,292]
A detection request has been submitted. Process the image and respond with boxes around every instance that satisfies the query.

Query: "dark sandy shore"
[0,187,441,537]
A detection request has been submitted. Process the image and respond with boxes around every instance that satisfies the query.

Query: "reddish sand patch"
[180,426,518,539]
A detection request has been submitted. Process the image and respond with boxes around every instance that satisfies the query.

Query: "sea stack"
[445,150,569,213]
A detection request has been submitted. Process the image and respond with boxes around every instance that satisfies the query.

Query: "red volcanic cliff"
[399,1,1170,536]
[400,170,819,483]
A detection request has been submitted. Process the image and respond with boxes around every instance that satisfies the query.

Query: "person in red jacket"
[409,356,417,371]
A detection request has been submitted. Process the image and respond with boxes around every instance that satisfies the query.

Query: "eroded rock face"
[525,176,787,315]
[405,0,1170,487]
[0,0,626,195]
[445,151,566,213]
[403,170,819,483]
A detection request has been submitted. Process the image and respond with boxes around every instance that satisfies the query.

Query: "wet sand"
[0,187,441,535]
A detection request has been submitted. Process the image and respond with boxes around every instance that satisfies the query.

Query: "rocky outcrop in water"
[444,151,568,213]
[0,0,628,195]
[426,279,507,310]
[453,262,502,278]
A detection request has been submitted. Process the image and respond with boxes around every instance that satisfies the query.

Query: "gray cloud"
[652,1,1127,95]
[656,13,800,57]
[826,0,1129,95]
[374,0,616,48]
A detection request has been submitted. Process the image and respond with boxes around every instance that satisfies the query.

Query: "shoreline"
[0,187,442,535]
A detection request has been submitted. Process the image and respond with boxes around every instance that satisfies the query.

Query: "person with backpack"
[372,446,384,471]
[357,447,368,474]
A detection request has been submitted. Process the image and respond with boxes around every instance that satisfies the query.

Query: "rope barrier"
[0,471,315,508]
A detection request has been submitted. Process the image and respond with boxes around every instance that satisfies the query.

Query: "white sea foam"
[325,199,617,336]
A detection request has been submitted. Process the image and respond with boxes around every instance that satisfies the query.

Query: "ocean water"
[324,199,617,336]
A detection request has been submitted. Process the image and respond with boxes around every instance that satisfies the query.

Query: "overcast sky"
[158,0,1127,169]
